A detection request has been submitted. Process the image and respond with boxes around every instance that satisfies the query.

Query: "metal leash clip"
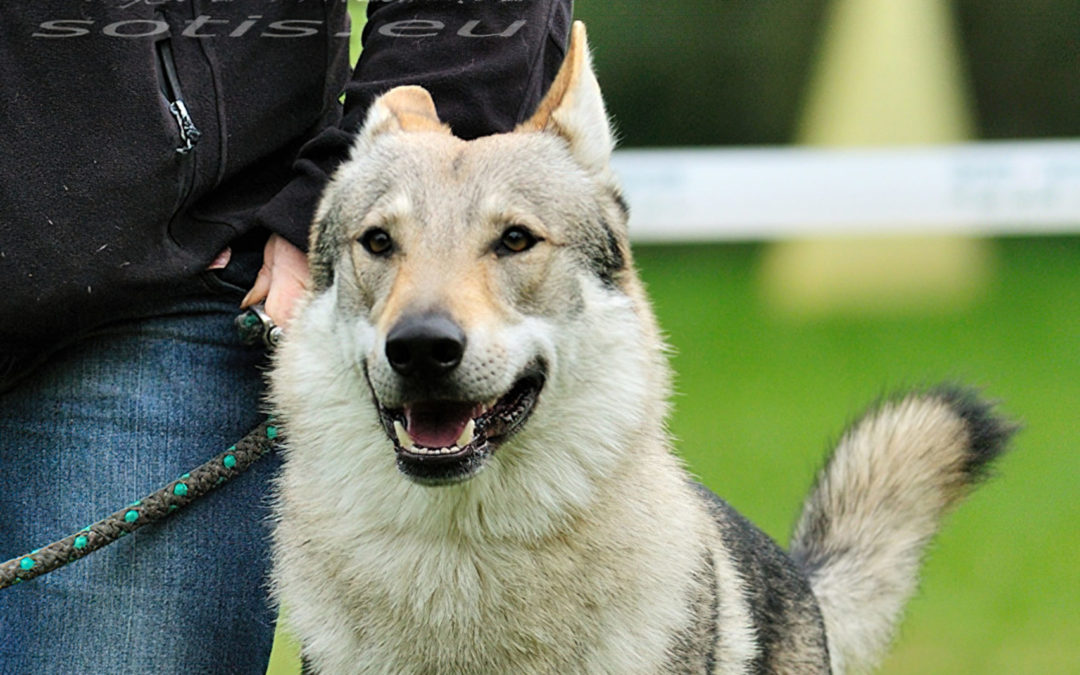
[235,303,283,350]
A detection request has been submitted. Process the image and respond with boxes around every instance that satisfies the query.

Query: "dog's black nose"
[385,313,466,378]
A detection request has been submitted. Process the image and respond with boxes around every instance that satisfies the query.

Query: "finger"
[264,267,308,327]
[262,235,310,326]
[207,246,232,271]
[241,264,272,309]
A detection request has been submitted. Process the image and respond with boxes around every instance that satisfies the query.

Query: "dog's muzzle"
[383,312,466,380]
[371,364,546,487]
[367,313,546,485]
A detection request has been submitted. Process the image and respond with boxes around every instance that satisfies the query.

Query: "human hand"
[241,233,310,328]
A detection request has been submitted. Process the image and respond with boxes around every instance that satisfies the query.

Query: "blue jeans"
[0,298,280,673]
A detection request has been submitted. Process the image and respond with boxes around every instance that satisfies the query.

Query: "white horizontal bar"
[611,140,1080,241]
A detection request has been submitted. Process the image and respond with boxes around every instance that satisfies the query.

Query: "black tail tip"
[933,385,1019,481]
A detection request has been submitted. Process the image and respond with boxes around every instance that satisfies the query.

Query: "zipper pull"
[168,99,201,155]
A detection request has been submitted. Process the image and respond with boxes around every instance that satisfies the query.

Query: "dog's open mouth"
[376,365,546,485]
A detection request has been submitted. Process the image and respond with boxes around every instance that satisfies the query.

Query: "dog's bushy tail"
[789,387,1015,674]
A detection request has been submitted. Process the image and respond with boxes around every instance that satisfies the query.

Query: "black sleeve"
[254,0,573,251]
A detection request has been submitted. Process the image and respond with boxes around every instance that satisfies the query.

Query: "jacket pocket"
[154,35,200,213]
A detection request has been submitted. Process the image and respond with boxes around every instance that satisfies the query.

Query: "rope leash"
[0,306,281,590]
[0,419,280,590]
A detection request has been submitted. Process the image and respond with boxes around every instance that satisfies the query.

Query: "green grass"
[639,237,1080,674]
[268,236,1080,673]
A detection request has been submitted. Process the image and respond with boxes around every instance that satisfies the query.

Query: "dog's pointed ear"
[359,85,451,140]
[519,22,613,173]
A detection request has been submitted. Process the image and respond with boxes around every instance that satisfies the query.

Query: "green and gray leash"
[0,307,282,591]
[0,421,280,590]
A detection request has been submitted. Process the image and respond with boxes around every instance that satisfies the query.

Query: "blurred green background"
[269,2,1079,673]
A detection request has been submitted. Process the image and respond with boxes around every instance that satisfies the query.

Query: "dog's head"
[284,23,668,493]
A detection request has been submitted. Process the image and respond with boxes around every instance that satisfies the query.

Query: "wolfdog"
[269,22,1014,674]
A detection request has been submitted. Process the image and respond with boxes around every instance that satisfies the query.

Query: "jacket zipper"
[155,38,202,155]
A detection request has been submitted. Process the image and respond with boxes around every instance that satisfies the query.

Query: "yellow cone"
[799,0,973,146]
[766,0,992,318]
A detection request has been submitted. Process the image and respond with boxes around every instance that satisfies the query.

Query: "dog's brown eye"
[360,228,393,256]
[497,226,538,256]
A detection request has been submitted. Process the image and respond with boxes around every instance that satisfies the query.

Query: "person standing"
[0,2,571,671]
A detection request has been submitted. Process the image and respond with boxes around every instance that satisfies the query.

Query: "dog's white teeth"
[393,420,410,448]
[456,420,475,448]
[407,444,460,456]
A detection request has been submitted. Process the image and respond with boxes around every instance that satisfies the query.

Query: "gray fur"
[664,549,720,673]
[270,23,1013,674]
[790,390,1015,673]
[695,484,832,673]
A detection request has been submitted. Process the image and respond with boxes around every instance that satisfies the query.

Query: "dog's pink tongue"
[404,402,476,448]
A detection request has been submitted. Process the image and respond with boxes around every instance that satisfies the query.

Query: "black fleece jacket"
[0,1,571,361]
